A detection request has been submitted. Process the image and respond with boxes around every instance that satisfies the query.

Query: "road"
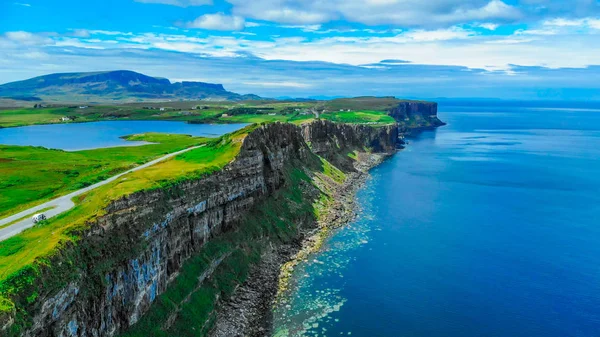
[0,145,203,241]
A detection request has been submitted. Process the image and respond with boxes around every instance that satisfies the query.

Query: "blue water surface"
[273,103,600,337]
[0,121,247,151]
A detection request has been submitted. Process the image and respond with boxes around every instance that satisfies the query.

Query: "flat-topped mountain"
[0,70,260,102]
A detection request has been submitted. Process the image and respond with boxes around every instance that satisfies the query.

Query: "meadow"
[0,133,208,219]
[0,126,250,284]
[0,99,398,128]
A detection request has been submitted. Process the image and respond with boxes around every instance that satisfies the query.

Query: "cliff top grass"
[320,110,395,125]
[0,97,409,129]
[0,133,209,219]
[0,125,254,290]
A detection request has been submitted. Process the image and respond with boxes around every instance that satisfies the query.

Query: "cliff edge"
[0,121,400,337]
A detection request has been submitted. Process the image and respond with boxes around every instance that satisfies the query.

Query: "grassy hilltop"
[0,97,403,128]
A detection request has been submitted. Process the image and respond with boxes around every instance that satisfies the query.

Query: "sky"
[1,0,600,100]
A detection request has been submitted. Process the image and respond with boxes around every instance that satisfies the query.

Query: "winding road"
[0,145,204,242]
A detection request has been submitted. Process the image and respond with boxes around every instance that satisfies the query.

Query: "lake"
[0,121,247,151]
[273,103,600,337]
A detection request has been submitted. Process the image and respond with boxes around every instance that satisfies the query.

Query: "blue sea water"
[0,120,247,151]
[273,103,600,337]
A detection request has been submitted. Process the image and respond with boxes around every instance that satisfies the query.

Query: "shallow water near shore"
[273,103,600,337]
[0,120,247,151]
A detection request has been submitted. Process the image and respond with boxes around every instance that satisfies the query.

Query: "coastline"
[209,151,393,336]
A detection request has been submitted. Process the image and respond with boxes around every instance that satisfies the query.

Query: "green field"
[321,110,395,124]
[0,126,250,284]
[0,98,402,128]
[0,133,208,219]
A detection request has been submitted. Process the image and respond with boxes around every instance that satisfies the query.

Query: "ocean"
[273,102,600,337]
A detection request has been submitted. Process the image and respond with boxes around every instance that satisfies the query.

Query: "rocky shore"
[209,152,391,337]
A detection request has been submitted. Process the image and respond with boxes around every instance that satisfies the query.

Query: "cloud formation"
[2,0,600,100]
[187,13,245,30]
[227,0,521,27]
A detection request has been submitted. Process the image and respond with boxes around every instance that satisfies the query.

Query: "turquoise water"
[273,103,600,336]
[0,121,247,151]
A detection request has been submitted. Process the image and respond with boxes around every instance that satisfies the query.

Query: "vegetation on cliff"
[0,96,436,129]
[0,126,256,332]
[0,133,209,218]
[119,165,323,337]
[0,112,439,336]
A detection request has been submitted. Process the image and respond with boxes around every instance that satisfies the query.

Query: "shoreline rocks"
[208,152,390,337]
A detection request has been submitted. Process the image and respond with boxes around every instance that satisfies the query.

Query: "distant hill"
[0,70,261,102]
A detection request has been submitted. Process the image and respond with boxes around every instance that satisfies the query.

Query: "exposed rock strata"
[208,152,388,337]
[389,101,446,129]
[3,120,402,337]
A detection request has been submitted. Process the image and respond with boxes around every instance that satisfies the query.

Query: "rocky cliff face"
[301,120,398,170]
[5,121,399,337]
[388,101,445,129]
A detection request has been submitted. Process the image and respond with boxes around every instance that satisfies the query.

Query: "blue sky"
[1,0,600,100]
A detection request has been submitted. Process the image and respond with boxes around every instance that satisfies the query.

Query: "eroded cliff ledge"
[389,101,446,130]
[1,120,408,337]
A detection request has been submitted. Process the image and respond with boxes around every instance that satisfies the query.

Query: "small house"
[61,116,72,122]
[160,107,166,111]
[222,113,229,117]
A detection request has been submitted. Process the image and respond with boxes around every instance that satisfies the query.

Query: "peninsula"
[0,71,445,337]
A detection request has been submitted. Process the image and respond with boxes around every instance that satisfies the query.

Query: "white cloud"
[544,18,586,27]
[187,13,245,31]
[477,23,500,30]
[134,0,212,7]
[402,27,475,42]
[279,24,322,32]
[544,17,600,30]
[4,31,52,46]
[14,2,31,7]
[515,28,557,35]
[227,0,521,27]
[71,29,91,38]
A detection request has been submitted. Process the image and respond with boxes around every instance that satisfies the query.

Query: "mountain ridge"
[0,70,260,102]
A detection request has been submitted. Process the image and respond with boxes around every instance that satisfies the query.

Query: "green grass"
[0,128,247,283]
[219,113,314,125]
[321,110,396,124]
[324,96,428,111]
[0,121,352,335]
[0,106,224,128]
[0,98,406,129]
[0,133,208,219]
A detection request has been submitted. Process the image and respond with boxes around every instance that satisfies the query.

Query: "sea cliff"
[389,101,446,129]
[0,119,409,337]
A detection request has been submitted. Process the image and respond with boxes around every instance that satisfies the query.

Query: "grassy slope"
[321,110,395,124]
[0,118,369,335]
[0,100,398,128]
[0,127,250,287]
[0,133,208,219]
[0,106,224,128]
